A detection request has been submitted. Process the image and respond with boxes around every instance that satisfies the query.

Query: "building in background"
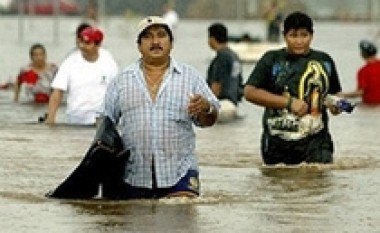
[1,0,380,21]
[8,0,80,15]
[0,0,12,13]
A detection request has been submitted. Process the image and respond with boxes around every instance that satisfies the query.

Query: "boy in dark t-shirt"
[207,23,244,122]
[244,11,343,165]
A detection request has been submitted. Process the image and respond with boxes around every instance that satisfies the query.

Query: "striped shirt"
[101,58,219,188]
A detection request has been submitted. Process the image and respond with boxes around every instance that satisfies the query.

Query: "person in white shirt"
[45,26,118,125]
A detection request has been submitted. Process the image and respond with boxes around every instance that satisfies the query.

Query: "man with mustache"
[99,16,219,199]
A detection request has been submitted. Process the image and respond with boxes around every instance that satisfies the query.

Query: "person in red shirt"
[341,40,380,105]
[14,43,57,104]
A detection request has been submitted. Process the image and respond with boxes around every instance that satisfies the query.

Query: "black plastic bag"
[46,117,129,199]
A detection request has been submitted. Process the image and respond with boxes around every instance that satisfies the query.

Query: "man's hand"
[289,98,309,117]
[188,94,210,116]
[188,94,217,126]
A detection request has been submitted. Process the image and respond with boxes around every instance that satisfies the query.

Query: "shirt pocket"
[165,98,189,123]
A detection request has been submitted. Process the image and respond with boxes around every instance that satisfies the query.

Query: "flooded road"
[1,16,380,232]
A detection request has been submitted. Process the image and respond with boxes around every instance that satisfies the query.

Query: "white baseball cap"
[137,16,172,39]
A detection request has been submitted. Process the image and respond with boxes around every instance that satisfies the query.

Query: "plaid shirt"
[101,58,219,188]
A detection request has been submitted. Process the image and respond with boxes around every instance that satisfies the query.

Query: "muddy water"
[1,16,380,232]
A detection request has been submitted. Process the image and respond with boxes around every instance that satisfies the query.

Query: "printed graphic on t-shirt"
[267,60,329,140]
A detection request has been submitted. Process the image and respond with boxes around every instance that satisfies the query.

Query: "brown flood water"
[1,16,380,232]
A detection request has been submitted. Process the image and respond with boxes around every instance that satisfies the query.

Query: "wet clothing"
[47,116,128,199]
[47,116,199,200]
[261,128,334,165]
[101,58,219,191]
[246,48,342,164]
[357,59,380,104]
[207,47,243,105]
[106,169,199,199]
[17,64,57,103]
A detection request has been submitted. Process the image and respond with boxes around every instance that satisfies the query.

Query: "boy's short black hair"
[360,40,377,58]
[30,43,46,57]
[208,23,228,43]
[283,11,313,34]
[76,23,91,39]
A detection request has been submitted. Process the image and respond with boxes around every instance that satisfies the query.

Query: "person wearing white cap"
[45,26,118,125]
[99,16,219,199]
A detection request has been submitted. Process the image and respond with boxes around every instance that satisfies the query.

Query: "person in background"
[99,16,219,199]
[45,26,118,125]
[67,23,114,60]
[207,23,244,122]
[339,40,380,105]
[14,43,58,104]
[244,11,343,165]
[263,0,283,43]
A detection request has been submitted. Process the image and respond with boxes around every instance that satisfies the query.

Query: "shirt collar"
[132,56,182,75]
[284,48,312,59]
[168,57,182,75]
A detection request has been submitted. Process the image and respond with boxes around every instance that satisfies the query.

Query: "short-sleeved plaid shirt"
[101,58,219,188]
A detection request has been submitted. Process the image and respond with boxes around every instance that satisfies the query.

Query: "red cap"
[79,27,104,44]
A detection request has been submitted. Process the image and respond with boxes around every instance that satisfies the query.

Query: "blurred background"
[2,0,380,94]
[0,0,379,20]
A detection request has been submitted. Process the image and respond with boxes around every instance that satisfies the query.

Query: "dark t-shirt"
[207,47,243,105]
[246,48,342,138]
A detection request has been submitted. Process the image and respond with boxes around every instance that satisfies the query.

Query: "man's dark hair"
[76,23,91,39]
[30,43,46,57]
[283,11,313,34]
[137,25,173,44]
[208,23,228,43]
[360,40,377,58]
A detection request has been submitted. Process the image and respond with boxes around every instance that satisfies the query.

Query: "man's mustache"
[150,46,163,51]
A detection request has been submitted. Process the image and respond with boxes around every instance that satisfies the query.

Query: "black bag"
[46,117,130,199]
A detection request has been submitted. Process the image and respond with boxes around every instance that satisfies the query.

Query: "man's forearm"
[46,89,63,124]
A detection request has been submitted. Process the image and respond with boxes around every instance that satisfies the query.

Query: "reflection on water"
[1,17,380,232]
[65,200,200,232]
